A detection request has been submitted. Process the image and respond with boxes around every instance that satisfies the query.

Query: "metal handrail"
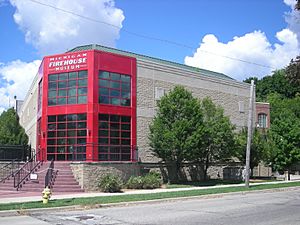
[13,150,43,190]
[0,160,19,183]
[45,160,55,188]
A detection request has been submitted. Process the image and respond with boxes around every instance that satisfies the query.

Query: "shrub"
[126,171,162,189]
[126,176,144,189]
[98,174,123,193]
[142,172,162,189]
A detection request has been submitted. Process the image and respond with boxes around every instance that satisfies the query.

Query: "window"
[48,70,88,106]
[98,114,131,161]
[47,113,87,161]
[98,71,131,106]
[155,87,165,100]
[258,113,267,128]
[238,101,244,113]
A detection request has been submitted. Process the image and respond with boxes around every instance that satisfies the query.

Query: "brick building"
[256,102,270,129]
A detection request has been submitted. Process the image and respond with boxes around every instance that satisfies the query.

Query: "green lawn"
[0,181,299,211]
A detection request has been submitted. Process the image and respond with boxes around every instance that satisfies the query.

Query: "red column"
[86,51,96,161]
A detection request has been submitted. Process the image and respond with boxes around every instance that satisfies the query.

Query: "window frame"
[47,70,88,106]
[98,71,131,107]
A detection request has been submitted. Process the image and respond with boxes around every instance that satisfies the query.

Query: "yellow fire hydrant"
[42,186,52,204]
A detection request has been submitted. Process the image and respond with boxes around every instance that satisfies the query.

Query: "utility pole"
[245,80,255,188]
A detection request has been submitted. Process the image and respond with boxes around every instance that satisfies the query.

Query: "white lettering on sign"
[48,53,88,72]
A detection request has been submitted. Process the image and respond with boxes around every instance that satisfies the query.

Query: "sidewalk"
[0,180,299,204]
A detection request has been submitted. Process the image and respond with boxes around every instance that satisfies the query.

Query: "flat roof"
[67,44,235,81]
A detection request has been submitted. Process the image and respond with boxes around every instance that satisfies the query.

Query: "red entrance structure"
[37,50,137,162]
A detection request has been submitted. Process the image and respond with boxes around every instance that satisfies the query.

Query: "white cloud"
[0,60,41,111]
[0,0,125,113]
[284,0,300,43]
[185,1,300,81]
[9,0,125,55]
[185,29,299,80]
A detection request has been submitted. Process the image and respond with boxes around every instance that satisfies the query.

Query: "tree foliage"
[149,86,204,182]
[267,95,300,173]
[190,98,236,180]
[244,62,300,176]
[149,86,236,181]
[244,70,299,101]
[235,128,269,172]
[0,108,28,145]
[285,55,300,87]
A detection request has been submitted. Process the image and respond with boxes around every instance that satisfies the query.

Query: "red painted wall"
[38,50,137,161]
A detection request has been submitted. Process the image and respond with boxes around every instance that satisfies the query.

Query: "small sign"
[30,173,38,180]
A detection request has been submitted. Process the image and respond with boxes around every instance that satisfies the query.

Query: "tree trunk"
[175,160,181,183]
[204,155,209,181]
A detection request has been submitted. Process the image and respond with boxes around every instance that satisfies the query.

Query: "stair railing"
[0,160,19,183]
[13,150,43,191]
[45,160,55,188]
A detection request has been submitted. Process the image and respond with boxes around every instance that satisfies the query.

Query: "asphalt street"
[1,187,300,225]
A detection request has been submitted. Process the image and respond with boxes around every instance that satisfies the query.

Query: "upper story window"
[48,70,88,106]
[258,113,267,128]
[98,71,131,107]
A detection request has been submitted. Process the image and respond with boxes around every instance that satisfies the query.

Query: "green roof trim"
[67,44,234,81]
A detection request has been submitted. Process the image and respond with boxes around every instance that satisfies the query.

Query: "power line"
[28,0,275,70]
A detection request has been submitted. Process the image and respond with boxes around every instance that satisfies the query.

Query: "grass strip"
[0,181,299,211]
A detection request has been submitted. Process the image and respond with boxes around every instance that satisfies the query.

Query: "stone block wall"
[252,163,272,177]
[140,162,245,183]
[136,59,251,163]
[70,162,140,191]
[70,162,247,191]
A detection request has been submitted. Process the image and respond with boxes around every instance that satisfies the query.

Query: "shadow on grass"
[166,179,243,188]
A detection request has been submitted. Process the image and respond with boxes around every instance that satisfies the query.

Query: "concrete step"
[53,181,79,185]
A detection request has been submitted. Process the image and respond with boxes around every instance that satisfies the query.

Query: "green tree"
[267,93,300,121]
[244,70,299,101]
[268,114,300,178]
[188,98,236,180]
[0,108,28,145]
[149,86,204,182]
[285,55,300,88]
[235,128,269,174]
[266,94,300,178]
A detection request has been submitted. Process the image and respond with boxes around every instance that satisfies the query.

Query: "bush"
[98,174,123,193]
[126,171,162,189]
[126,176,144,189]
[142,172,162,189]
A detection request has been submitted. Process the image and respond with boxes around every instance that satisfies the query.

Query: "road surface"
[1,187,300,225]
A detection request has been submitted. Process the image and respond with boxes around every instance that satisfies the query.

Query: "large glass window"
[98,71,131,106]
[258,113,267,128]
[48,71,88,106]
[47,113,87,161]
[98,114,131,161]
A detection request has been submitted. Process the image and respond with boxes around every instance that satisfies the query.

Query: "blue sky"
[0,0,299,112]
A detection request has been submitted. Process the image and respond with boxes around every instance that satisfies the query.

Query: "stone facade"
[140,162,245,183]
[70,162,140,191]
[252,163,272,177]
[18,73,39,155]
[70,162,246,191]
[136,59,251,163]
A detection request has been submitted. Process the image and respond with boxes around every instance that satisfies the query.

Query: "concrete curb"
[0,185,299,217]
